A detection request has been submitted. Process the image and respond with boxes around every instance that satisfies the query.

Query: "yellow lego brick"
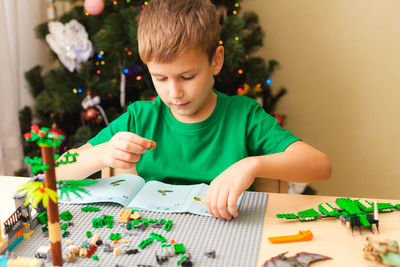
[117,209,131,223]
[0,239,8,254]
[23,230,35,239]
[7,256,39,267]
[23,223,31,228]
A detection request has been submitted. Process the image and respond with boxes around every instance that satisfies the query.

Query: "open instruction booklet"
[59,174,243,217]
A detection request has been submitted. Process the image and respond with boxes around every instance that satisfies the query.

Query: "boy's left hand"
[205,158,255,220]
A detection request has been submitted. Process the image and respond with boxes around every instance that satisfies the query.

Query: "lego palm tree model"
[18,125,94,266]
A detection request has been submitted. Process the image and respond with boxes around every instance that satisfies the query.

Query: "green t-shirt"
[88,91,300,185]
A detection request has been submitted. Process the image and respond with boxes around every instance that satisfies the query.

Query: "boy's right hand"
[101,132,155,169]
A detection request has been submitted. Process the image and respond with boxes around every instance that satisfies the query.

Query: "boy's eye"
[156,77,167,81]
[182,75,195,80]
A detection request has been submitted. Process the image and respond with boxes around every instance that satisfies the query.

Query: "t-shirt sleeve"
[246,103,301,156]
[88,110,134,146]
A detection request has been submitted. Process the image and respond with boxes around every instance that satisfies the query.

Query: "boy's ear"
[212,46,224,75]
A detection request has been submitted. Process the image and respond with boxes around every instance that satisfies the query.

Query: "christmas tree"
[19,0,287,174]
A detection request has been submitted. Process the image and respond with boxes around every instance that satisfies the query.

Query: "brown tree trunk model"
[42,146,63,267]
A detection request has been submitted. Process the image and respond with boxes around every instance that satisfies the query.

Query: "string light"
[144,1,148,5]
[113,1,118,5]
[266,78,272,84]
[97,54,103,59]
[95,62,100,66]
[150,96,156,101]
[96,70,101,74]
[136,75,142,81]
[85,11,90,16]
[123,68,129,74]
[126,0,131,3]
[235,3,240,8]
[99,51,104,55]
[124,48,128,51]
[219,40,223,45]
[128,51,132,55]
[108,93,113,98]
[237,87,243,93]
[233,10,238,15]
[238,69,243,75]
[235,36,239,41]
[101,61,105,65]
[72,88,77,94]
[141,4,145,8]
[78,88,82,93]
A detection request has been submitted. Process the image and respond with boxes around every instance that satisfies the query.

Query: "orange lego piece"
[170,239,176,245]
[15,228,24,238]
[114,240,119,245]
[268,230,313,244]
[149,140,156,150]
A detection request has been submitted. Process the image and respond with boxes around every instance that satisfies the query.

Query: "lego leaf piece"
[24,125,65,147]
[268,230,313,244]
[17,181,58,208]
[262,251,331,267]
[57,180,97,199]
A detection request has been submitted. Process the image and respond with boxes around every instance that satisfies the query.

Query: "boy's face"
[147,46,224,123]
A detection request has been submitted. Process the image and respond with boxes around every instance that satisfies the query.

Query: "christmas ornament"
[84,0,105,15]
[82,107,103,124]
[47,0,57,20]
[273,114,285,127]
[46,19,93,72]
[81,94,109,125]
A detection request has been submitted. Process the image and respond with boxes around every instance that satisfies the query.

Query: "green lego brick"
[86,231,92,238]
[92,218,103,228]
[102,215,114,225]
[81,206,100,212]
[109,233,121,240]
[276,213,298,219]
[336,198,361,215]
[355,200,374,213]
[138,237,154,249]
[149,219,158,223]
[160,219,166,225]
[62,231,70,238]
[60,210,73,221]
[139,218,148,228]
[164,220,173,231]
[297,208,320,220]
[150,232,166,243]
[377,202,395,212]
[318,203,340,217]
[174,243,185,254]
[61,222,68,231]
[38,211,48,225]
[92,254,99,260]
[177,255,187,265]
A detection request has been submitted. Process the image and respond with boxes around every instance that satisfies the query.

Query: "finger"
[109,158,136,169]
[116,141,147,154]
[217,189,232,220]
[209,190,223,219]
[112,149,141,163]
[205,188,214,216]
[227,191,240,218]
[116,132,152,149]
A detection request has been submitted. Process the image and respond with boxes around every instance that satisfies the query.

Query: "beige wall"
[242,0,400,199]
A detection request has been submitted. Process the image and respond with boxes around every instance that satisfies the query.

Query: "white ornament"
[46,19,93,72]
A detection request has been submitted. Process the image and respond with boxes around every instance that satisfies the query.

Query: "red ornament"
[84,0,105,15]
[82,107,103,124]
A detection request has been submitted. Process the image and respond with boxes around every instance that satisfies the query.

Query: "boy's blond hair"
[137,0,219,64]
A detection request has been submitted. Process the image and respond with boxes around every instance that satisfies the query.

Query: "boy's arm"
[205,141,331,220]
[55,132,153,180]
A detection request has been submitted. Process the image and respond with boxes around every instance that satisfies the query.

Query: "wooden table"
[257,193,400,267]
[1,176,399,266]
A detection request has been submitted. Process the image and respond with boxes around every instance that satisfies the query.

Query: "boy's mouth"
[172,102,190,108]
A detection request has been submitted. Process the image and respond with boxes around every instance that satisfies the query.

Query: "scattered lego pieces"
[109,233,121,240]
[193,196,205,203]
[79,247,88,257]
[62,231,70,238]
[131,210,141,220]
[86,231,92,238]
[364,236,400,266]
[37,212,48,225]
[138,237,154,249]
[92,217,104,228]
[150,232,166,243]
[92,254,99,260]
[268,230,313,244]
[61,222,68,231]
[125,248,139,255]
[149,140,157,149]
[90,234,100,246]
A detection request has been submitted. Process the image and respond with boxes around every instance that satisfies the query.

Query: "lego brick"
[23,231,35,240]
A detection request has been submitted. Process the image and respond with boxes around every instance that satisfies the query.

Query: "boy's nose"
[169,82,184,100]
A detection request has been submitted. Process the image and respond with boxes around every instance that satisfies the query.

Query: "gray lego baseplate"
[11,191,267,267]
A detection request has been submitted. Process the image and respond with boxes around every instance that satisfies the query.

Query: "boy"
[56,0,331,220]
